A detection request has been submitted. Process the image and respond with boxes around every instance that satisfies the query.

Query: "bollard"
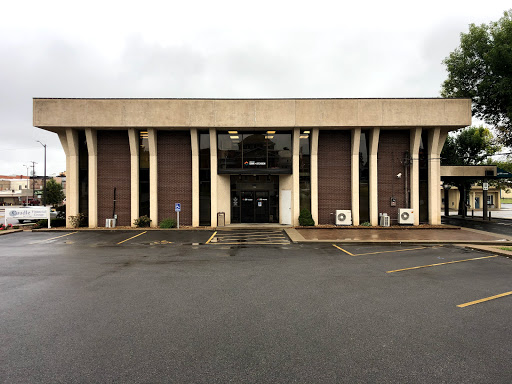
[489,211,491,221]
[472,210,474,218]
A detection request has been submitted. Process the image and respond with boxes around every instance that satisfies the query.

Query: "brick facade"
[157,131,192,226]
[318,130,351,224]
[377,130,410,223]
[97,131,131,226]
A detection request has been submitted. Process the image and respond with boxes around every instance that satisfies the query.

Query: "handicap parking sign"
[175,203,181,212]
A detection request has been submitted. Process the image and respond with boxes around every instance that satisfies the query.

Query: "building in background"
[0,174,65,206]
[441,185,502,211]
[33,98,471,228]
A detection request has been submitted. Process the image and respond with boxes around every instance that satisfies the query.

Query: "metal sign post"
[482,181,488,221]
[175,203,181,229]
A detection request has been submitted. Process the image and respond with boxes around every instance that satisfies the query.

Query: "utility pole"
[37,141,47,206]
[23,164,29,205]
[30,161,37,203]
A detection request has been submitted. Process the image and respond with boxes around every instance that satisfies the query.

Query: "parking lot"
[1,231,511,383]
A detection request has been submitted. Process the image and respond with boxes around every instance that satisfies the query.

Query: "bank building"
[33,98,471,228]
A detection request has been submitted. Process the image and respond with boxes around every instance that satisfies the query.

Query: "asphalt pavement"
[442,216,512,237]
[1,231,511,383]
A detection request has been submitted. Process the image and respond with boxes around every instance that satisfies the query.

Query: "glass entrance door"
[231,175,279,223]
[240,191,270,223]
[241,191,255,223]
[255,191,269,223]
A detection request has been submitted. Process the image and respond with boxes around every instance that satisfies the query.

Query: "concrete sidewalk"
[285,226,512,245]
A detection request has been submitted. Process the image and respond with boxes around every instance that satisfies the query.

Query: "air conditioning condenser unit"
[380,214,390,227]
[106,218,116,228]
[335,210,352,225]
[398,209,414,225]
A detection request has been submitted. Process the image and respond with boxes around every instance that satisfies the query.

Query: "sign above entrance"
[244,161,266,166]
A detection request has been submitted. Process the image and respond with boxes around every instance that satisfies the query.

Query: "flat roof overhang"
[33,98,472,132]
[440,165,512,180]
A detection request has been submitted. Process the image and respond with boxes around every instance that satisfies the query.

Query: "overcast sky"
[0,0,510,176]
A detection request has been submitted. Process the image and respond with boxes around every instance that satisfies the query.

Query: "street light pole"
[37,141,47,206]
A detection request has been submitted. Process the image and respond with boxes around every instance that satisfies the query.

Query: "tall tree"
[441,10,512,146]
[441,126,501,214]
[45,179,65,206]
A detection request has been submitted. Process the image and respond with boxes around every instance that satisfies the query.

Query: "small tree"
[45,179,65,206]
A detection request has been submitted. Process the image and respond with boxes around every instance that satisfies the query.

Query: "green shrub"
[134,215,151,227]
[159,218,177,228]
[360,221,372,227]
[298,209,315,226]
[69,213,87,228]
[34,218,67,228]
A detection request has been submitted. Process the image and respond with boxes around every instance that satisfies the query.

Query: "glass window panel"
[243,133,267,169]
[139,169,150,217]
[199,132,211,226]
[139,131,149,169]
[359,130,370,223]
[300,175,311,212]
[218,133,242,169]
[299,130,310,174]
[78,131,88,224]
[267,133,292,169]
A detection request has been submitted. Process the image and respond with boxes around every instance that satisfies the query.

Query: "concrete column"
[128,128,139,227]
[427,127,448,225]
[369,128,380,226]
[190,128,199,227]
[292,127,300,226]
[58,132,70,227]
[310,128,319,225]
[85,129,98,228]
[65,129,79,228]
[351,128,361,226]
[148,128,158,227]
[209,128,218,227]
[410,128,422,225]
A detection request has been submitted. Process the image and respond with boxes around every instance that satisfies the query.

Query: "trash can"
[217,212,225,227]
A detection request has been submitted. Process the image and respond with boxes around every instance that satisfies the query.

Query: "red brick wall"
[318,131,352,224]
[157,131,192,226]
[97,131,131,227]
[377,130,410,223]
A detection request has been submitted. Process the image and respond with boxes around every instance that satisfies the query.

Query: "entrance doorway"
[241,191,269,223]
[231,175,279,223]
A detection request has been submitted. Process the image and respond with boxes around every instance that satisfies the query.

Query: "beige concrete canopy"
[33,98,471,131]
[441,165,498,178]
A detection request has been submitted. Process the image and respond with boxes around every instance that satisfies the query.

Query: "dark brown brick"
[97,130,131,227]
[157,131,192,226]
[377,130,410,223]
[318,130,352,224]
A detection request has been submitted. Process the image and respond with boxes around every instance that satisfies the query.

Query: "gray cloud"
[1,4,510,175]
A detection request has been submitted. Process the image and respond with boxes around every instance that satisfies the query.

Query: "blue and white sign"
[175,203,181,212]
[5,207,51,228]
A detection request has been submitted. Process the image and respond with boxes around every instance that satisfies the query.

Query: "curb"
[32,227,215,232]
[0,229,24,236]
[457,244,512,258]
[291,240,512,245]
